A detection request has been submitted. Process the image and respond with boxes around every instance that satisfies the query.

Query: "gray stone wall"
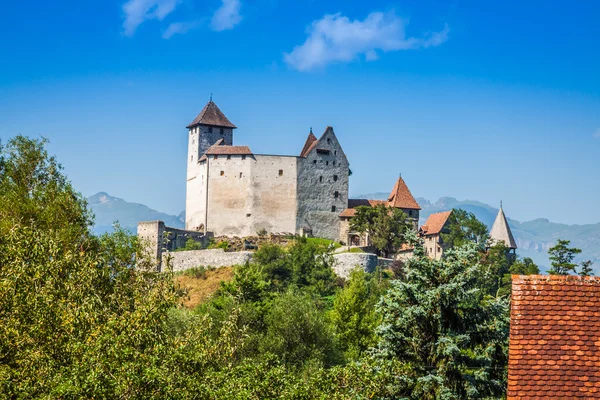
[163,249,253,272]
[332,252,378,279]
[296,127,349,241]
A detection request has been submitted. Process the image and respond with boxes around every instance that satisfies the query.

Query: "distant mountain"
[87,192,184,235]
[357,194,600,271]
[89,192,600,272]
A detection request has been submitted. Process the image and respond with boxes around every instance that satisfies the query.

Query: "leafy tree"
[182,237,204,250]
[375,234,509,399]
[350,204,411,257]
[441,208,489,249]
[510,257,540,276]
[548,239,582,275]
[579,260,595,276]
[330,268,387,360]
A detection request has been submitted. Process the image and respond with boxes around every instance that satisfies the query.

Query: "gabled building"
[339,176,421,246]
[508,275,600,399]
[419,210,453,260]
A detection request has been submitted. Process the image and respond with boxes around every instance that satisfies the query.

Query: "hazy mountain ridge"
[89,192,600,271]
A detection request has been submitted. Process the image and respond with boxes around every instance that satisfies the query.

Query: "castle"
[139,99,517,266]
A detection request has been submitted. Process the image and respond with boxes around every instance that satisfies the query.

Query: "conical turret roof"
[387,176,421,210]
[489,207,517,249]
[186,100,237,129]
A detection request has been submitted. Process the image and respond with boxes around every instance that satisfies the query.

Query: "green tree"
[330,268,387,360]
[548,239,582,275]
[375,235,509,399]
[441,208,489,249]
[579,260,595,277]
[350,204,411,257]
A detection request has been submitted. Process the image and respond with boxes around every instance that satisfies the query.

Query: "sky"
[1,0,599,225]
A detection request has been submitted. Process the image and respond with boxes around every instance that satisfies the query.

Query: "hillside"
[89,192,600,271]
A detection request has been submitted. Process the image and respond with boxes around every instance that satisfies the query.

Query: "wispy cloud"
[122,0,180,36]
[162,20,201,38]
[594,129,600,139]
[284,11,449,71]
[210,0,242,31]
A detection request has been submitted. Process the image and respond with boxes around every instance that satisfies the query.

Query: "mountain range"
[88,192,600,272]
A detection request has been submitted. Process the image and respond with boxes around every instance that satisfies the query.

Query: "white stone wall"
[297,127,349,241]
[163,249,253,272]
[205,154,298,237]
[332,252,378,279]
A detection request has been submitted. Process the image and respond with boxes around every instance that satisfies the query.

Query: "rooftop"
[489,207,517,249]
[508,274,600,399]
[187,100,237,129]
[420,210,453,235]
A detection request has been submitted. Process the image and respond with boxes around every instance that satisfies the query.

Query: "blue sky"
[1,0,599,224]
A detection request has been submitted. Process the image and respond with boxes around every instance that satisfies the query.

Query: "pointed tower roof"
[387,176,421,210]
[489,206,517,249]
[300,129,318,157]
[186,100,237,129]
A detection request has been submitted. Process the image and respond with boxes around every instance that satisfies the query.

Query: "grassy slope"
[175,267,235,309]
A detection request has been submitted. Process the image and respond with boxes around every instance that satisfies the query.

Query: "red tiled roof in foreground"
[508,274,600,399]
[420,210,452,236]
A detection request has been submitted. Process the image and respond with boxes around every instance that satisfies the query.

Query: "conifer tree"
[548,239,582,275]
[579,260,595,277]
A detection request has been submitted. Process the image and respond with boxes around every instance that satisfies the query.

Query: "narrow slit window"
[239,172,243,178]
[333,175,338,181]
[279,170,283,176]
[319,176,323,183]
[331,206,336,212]
[326,161,329,166]
[191,155,193,162]
[220,171,224,176]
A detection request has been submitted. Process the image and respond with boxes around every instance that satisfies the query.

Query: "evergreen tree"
[579,260,595,277]
[548,239,582,275]
[375,234,509,399]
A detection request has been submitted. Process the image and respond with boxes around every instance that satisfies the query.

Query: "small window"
[192,139,194,144]
[246,213,251,217]
[326,161,329,166]
[331,206,336,212]
[239,172,243,178]
[313,160,317,164]
[333,161,336,166]
[279,170,283,176]
[208,127,213,133]
[220,128,224,135]
[213,155,218,160]
[334,150,337,156]
[333,175,338,181]
[220,171,224,176]
[327,138,331,144]
[227,155,231,160]
[334,191,339,199]
[241,155,246,160]
[191,155,193,162]
[319,176,323,183]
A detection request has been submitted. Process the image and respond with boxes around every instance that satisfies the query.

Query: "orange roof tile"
[187,100,237,129]
[300,131,318,157]
[204,139,252,156]
[420,210,452,236]
[388,176,421,210]
[508,275,600,399]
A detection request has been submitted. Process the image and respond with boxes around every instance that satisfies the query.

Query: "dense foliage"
[350,204,411,256]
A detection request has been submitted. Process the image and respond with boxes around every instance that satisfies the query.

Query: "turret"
[489,203,518,252]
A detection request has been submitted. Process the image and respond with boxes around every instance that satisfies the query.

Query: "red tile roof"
[300,132,318,157]
[388,176,421,210]
[187,100,237,129]
[202,139,252,156]
[508,275,600,399]
[420,210,452,236]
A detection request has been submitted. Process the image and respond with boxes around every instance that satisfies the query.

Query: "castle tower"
[185,99,236,231]
[186,99,237,162]
[489,204,518,252]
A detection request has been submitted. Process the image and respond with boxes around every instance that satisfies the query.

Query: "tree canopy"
[349,204,411,256]
[548,239,582,275]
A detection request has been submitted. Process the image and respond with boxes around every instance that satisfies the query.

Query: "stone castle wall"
[163,249,253,272]
[296,127,349,240]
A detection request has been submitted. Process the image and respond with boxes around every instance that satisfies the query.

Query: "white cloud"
[122,0,180,36]
[594,129,600,139]
[284,11,449,71]
[162,20,201,38]
[210,0,242,32]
